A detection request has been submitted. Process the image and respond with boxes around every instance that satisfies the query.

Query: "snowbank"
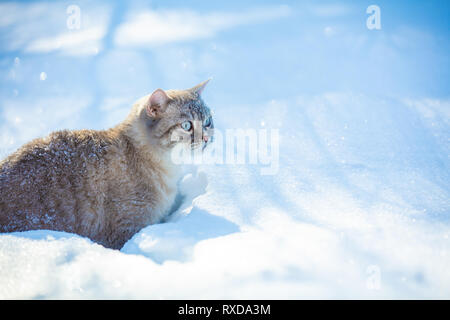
[1,93,449,299]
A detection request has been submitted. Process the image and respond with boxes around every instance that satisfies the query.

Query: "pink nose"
[203,135,209,143]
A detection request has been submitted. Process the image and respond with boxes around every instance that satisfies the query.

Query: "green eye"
[203,117,211,127]
[181,121,192,131]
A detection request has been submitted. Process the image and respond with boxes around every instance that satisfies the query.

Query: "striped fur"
[0,82,213,249]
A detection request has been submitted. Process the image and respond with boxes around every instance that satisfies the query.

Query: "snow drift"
[1,93,449,299]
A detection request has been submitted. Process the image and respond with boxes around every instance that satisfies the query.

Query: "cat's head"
[142,80,214,151]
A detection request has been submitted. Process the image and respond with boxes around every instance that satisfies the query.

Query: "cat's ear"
[146,89,169,118]
[190,78,211,97]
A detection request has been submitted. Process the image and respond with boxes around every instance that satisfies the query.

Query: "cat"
[0,80,214,249]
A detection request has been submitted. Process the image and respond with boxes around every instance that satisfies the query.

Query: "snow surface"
[1,93,449,299]
[0,0,449,299]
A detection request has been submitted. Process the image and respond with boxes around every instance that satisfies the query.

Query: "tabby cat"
[0,80,214,249]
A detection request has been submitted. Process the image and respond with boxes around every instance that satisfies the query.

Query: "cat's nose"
[203,135,209,143]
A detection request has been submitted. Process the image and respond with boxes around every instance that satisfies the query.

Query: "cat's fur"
[0,81,214,249]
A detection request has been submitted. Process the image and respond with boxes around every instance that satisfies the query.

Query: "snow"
[1,93,449,299]
[0,1,449,299]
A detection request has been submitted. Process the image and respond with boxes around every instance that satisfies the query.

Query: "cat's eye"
[203,117,211,127]
[181,121,192,131]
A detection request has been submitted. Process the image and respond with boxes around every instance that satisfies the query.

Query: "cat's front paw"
[179,171,208,198]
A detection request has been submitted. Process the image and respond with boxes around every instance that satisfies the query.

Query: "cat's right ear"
[146,89,169,118]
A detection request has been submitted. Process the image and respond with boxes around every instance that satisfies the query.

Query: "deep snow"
[1,93,449,299]
[0,0,449,299]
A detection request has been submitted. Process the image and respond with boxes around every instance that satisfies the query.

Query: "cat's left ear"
[146,89,169,118]
[190,78,211,97]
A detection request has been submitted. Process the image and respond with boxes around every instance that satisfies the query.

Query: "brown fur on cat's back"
[0,81,213,249]
[0,110,179,249]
